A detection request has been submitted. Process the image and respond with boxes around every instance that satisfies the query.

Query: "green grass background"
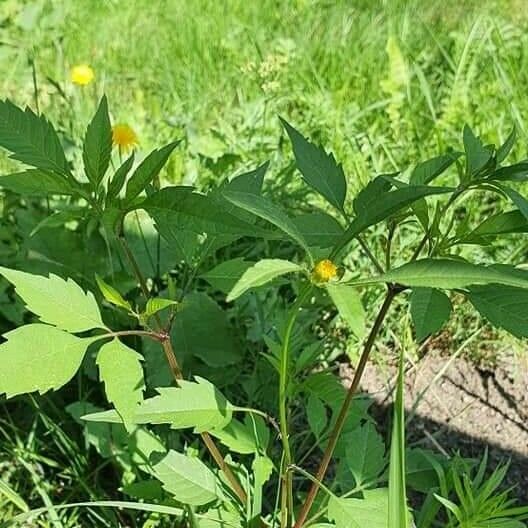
[1,0,528,524]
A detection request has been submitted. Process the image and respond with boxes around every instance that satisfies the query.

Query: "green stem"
[279,284,313,528]
[293,287,397,528]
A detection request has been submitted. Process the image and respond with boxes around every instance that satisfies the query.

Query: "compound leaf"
[0,324,95,397]
[97,339,144,429]
[0,266,105,332]
[153,450,219,506]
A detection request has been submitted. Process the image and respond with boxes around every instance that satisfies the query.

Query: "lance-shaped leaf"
[280,118,347,213]
[142,186,270,240]
[0,99,70,176]
[84,377,233,433]
[456,210,528,245]
[410,152,460,185]
[466,285,528,338]
[488,162,528,182]
[293,212,344,249]
[201,258,255,294]
[327,283,365,338]
[83,95,112,187]
[225,161,268,194]
[97,339,144,429]
[95,274,132,311]
[496,127,516,164]
[370,259,528,290]
[222,190,312,256]
[328,488,389,528]
[107,152,135,202]
[144,298,179,319]
[335,179,451,252]
[124,141,180,202]
[0,169,78,196]
[153,450,219,506]
[496,184,528,221]
[0,266,105,332]
[0,324,96,398]
[463,124,493,177]
[227,259,302,302]
[410,288,452,341]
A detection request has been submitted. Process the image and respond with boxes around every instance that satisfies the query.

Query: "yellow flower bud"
[312,259,338,283]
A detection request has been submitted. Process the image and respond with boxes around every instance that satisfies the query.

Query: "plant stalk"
[117,230,247,504]
[293,287,397,528]
[279,284,312,528]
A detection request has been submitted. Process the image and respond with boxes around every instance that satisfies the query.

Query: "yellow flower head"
[112,124,138,151]
[312,259,338,283]
[70,64,94,86]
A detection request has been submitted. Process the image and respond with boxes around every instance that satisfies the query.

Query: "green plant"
[0,95,527,528]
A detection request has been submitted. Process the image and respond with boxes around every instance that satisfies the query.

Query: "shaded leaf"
[201,258,255,294]
[410,288,452,341]
[293,212,344,248]
[463,125,492,176]
[107,152,134,202]
[410,152,460,185]
[0,169,77,196]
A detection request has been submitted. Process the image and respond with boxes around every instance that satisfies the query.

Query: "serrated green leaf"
[95,274,132,311]
[222,190,312,257]
[327,283,366,338]
[0,266,105,332]
[280,118,346,212]
[209,415,269,454]
[345,423,386,487]
[201,258,255,294]
[328,488,389,528]
[142,187,270,243]
[410,152,460,185]
[336,180,451,252]
[171,292,241,367]
[463,124,493,177]
[227,259,302,302]
[456,210,528,245]
[225,162,268,194]
[293,212,344,249]
[86,377,233,433]
[466,285,528,338]
[83,95,112,187]
[410,288,452,341]
[153,450,219,506]
[373,259,528,290]
[496,127,516,164]
[144,298,179,319]
[488,162,528,182]
[306,394,327,439]
[0,99,70,176]
[106,152,134,202]
[97,339,144,429]
[0,324,95,397]
[0,169,77,196]
[125,141,180,202]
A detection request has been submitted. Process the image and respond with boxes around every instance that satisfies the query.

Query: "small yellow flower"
[312,259,338,283]
[70,64,95,86]
[112,124,138,151]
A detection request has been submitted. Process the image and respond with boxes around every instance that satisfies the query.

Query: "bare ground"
[340,349,528,501]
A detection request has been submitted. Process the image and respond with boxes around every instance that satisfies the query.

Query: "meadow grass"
[1,0,528,525]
